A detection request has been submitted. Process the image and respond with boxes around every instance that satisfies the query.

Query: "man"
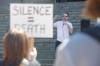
[54,13,73,49]
[54,0,100,66]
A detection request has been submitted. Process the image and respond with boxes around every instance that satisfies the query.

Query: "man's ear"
[82,0,100,19]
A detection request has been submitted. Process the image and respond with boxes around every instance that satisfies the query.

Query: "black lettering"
[34,24,39,32]
[46,7,51,15]
[27,24,34,34]
[27,17,34,22]
[27,6,33,15]
[40,24,45,33]
[21,6,28,15]
[40,7,45,16]
[33,6,39,15]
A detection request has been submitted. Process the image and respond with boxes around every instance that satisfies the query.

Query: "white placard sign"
[10,3,53,38]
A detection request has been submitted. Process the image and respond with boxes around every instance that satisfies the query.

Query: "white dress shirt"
[54,21,73,42]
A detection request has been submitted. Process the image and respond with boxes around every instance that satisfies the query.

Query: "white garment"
[54,33,100,66]
[21,47,41,66]
[54,21,73,42]
[22,58,41,66]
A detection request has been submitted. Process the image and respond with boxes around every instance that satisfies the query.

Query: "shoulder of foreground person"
[55,32,100,66]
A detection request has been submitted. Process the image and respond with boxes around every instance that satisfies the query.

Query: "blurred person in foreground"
[54,0,100,66]
[0,28,40,66]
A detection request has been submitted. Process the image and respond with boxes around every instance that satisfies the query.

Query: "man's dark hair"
[64,12,69,16]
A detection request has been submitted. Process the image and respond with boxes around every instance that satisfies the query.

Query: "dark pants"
[55,40,62,49]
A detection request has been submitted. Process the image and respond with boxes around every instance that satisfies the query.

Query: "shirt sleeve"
[69,22,73,29]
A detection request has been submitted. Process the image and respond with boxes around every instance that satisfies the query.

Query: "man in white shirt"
[54,13,73,49]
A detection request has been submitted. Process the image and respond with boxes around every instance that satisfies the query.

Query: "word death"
[14,24,45,34]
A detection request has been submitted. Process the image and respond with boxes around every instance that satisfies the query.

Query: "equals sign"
[27,17,34,22]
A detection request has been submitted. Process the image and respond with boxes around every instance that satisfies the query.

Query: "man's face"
[63,14,68,21]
